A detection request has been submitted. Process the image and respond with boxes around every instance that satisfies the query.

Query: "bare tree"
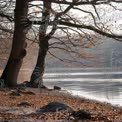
[27,0,122,87]
[1,0,31,87]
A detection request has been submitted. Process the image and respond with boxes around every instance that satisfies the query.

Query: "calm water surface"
[43,68,122,106]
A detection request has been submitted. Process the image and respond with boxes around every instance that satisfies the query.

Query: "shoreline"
[40,86,122,107]
[0,88,122,121]
[69,91,122,108]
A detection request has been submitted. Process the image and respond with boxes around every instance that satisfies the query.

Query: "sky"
[30,1,122,35]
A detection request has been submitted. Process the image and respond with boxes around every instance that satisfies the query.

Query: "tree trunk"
[30,1,51,88]
[1,0,30,87]
[30,35,49,88]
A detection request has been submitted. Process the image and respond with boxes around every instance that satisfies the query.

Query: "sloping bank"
[0,88,122,122]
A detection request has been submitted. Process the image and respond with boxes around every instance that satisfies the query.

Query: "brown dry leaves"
[0,88,122,122]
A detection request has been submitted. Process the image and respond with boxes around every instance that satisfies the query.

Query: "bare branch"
[59,21,122,41]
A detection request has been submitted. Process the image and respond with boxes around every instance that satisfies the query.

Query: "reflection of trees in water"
[78,82,122,100]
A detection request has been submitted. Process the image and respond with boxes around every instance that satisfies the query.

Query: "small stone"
[54,86,61,90]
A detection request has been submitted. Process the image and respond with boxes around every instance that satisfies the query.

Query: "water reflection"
[43,68,122,106]
[45,81,122,106]
[45,80,122,106]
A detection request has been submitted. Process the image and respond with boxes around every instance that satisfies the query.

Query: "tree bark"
[30,34,49,87]
[1,0,30,87]
[30,1,51,87]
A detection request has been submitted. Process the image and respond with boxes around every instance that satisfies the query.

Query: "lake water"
[43,67,122,106]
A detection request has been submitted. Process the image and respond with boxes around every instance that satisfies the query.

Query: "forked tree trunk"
[1,0,30,87]
[30,35,49,87]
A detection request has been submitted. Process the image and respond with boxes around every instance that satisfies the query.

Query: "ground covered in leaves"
[0,88,122,122]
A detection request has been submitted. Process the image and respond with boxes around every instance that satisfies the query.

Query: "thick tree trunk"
[1,0,30,87]
[30,35,49,88]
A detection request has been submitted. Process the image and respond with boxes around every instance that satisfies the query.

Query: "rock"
[17,102,32,107]
[54,86,61,90]
[70,110,91,120]
[36,102,73,113]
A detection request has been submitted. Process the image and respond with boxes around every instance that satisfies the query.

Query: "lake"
[43,67,122,106]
